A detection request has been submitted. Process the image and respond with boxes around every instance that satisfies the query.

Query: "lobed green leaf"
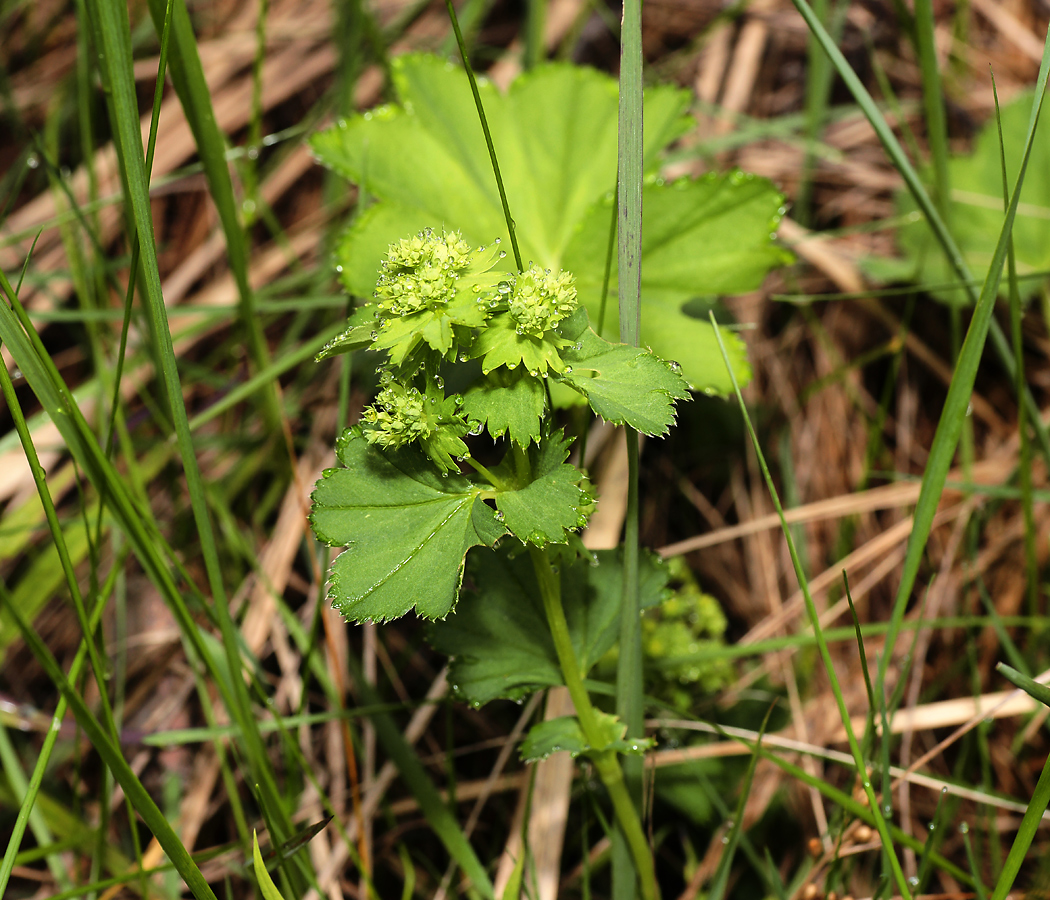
[554,326,690,435]
[460,368,546,445]
[310,54,786,393]
[493,432,587,546]
[311,428,505,621]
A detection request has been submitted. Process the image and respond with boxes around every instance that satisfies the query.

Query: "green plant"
[311,224,689,898]
[306,51,793,900]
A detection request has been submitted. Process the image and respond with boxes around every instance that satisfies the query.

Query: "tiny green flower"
[370,228,505,365]
[361,381,430,449]
[360,378,469,473]
[471,265,578,376]
[508,266,577,337]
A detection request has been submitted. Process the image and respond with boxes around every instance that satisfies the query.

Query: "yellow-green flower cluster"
[375,230,483,317]
[361,382,430,449]
[508,266,578,337]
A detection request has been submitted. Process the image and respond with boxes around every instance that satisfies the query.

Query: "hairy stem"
[528,546,657,900]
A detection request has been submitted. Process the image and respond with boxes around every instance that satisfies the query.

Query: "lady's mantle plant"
[311,227,688,897]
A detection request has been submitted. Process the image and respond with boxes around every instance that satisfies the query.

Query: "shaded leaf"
[427,546,670,705]
[520,713,653,763]
[896,90,1050,305]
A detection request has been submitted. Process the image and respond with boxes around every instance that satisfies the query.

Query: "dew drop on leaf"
[563,366,572,374]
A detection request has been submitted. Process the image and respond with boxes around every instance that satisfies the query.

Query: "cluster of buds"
[508,266,578,338]
[357,228,581,469]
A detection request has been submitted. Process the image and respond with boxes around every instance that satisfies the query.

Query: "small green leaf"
[520,713,653,763]
[427,546,670,705]
[461,368,546,445]
[311,428,506,621]
[315,305,377,361]
[494,432,587,546]
[555,327,690,435]
[252,832,287,900]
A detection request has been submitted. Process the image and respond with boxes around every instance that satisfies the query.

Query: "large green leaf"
[427,546,670,705]
[311,54,788,393]
[311,428,506,621]
[896,90,1050,305]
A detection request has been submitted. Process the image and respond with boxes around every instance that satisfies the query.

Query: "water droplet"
[335,264,344,273]
[26,155,38,169]
[668,360,682,374]
[498,250,507,259]
[721,835,730,845]
[459,354,469,363]
[907,877,919,888]
[247,146,260,160]
[435,375,444,389]
[242,199,256,215]
[494,510,505,522]
[959,822,969,834]
[370,331,378,340]
[882,804,893,816]
[563,366,572,374]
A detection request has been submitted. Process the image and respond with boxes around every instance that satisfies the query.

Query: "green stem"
[527,546,657,900]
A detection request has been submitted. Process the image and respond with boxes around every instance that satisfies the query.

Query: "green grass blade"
[141,0,281,429]
[0,592,219,900]
[444,0,523,272]
[870,73,1050,705]
[991,74,1040,617]
[791,0,1050,466]
[711,313,912,899]
[995,664,1050,707]
[343,655,495,900]
[708,706,773,900]
[613,0,645,895]
[913,0,950,213]
[84,0,296,851]
[989,740,1050,900]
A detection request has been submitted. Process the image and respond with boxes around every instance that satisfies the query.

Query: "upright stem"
[528,547,657,900]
